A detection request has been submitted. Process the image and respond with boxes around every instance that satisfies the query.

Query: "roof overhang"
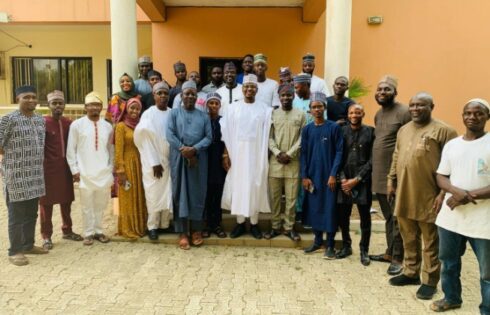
[137,0,325,23]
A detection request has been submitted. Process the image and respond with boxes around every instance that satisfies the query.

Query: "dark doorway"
[199,57,243,86]
[106,59,112,100]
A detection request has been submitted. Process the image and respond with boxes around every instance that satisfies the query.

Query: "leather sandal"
[94,233,110,243]
[191,231,203,246]
[285,230,301,242]
[179,234,190,250]
[430,299,461,312]
[213,226,227,238]
[264,229,282,240]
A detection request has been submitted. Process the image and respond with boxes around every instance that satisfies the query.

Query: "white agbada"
[310,74,331,96]
[133,106,173,226]
[220,99,272,217]
[66,116,113,189]
[256,78,280,108]
[216,84,244,114]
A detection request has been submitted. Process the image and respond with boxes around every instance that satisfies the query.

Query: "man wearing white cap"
[134,82,173,241]
[67,92,114,245]
[253,53,280,108]
[40,90,82,250]
[431,98,490,314]
[221,74,272,239]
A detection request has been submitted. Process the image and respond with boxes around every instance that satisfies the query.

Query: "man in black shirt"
[326,76,355,125]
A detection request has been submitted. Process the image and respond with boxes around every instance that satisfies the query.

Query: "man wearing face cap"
[370,75,411,276]
[166,80,212,249]
[220,74,272,239]
[168,61,187,108]
[39,90,82,250]
[134,55,154,95]
[0,85,47,265]
[134,82,174,240]
[431,98,490,314]
[216,61,244,114]
[67,91,114,246]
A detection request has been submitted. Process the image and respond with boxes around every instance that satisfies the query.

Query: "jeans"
[438,227,490,315]
[7,193,39,256]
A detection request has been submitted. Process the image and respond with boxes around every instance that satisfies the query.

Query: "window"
[12,57,93,104]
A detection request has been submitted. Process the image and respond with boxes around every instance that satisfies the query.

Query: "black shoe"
[230,223,246,239]
[369,253,392,263]
[250,224,263,239]
[416,284,437,300]
[336,247,353,259]
[387,262,403,275]
[148,229,159,241]
[389,274,421,286]
[360,249,371,266]
[264,229,281,240]
[304,244,322,254]
[323,247,336,260]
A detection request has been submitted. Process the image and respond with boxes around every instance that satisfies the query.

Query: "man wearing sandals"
[67,92,113,246]
[40,91,83,250]
[166,81,212,250]
[265,84,305,242]
[431,99,490,315]
[0,85,48,266]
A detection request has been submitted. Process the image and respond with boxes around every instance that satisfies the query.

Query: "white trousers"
[80,187,110,237]
[147,210,172,230]
[237,213,259,225]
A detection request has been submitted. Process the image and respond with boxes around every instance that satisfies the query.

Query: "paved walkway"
[0,188,482,314]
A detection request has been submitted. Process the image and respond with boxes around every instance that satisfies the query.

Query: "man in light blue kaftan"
[166,81,212,248]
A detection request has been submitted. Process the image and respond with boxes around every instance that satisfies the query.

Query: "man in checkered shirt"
[0,85,47,266]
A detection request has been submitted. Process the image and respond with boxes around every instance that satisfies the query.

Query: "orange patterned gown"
[115,122,147,238]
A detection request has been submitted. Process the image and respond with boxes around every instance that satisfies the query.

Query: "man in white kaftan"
[253,53,280,108]
[221,74,272,239]
[302,53,331,96]
[66,92,113,245]
[133,82,173,240]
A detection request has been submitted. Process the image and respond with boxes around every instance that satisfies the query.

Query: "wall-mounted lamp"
[367,16,383,25]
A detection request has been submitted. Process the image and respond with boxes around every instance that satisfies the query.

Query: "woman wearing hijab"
[115,97,147,239]
[106,73,140,124]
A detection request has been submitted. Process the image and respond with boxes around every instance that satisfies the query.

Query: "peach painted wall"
[0,0,150,23]
[152,7,326,85]
[350,0,490,133]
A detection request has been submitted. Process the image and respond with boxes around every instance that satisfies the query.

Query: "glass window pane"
[33,59,60,104]
[67,58,93,104]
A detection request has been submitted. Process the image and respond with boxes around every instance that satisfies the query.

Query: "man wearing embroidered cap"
[221,74,273,239]
[134,82,173,241]
[216,61,244,114]
[431,98,490,314]
[39,90,82,250]
[253,53,280,108]
[134,55,153,95]
[166,81,212,250]
[67,91,114,246]
[279,67,293,85]
[265,84,306,241]
[302,53,331,96]
[293,73,313,124]
[168,61,187,108]
[202,92,227,238]
[0,85,47,265]
[370,75,411,276]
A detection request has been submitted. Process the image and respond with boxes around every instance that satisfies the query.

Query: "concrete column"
[110,0,138,94]
[324,0,352,88]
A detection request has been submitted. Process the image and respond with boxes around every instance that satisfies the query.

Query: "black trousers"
[7,192,39,256]
[377,193,404,261]
[337,203,372,251]
[204,182,224,230]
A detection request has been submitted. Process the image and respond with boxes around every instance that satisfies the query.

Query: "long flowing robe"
[133,106,173,222]
[40,116,74,205]
[300,121,343,232]
[220,100,272,216]
[216,84,244,114]
[166,107,212,221]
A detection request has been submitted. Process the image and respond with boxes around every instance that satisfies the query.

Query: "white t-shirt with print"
[435,133,490,239]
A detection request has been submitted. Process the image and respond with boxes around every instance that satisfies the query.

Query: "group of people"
[1,52,489,315]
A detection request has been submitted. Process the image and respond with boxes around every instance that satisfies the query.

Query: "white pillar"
[110,0,138,94]
[324,0,352,88]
